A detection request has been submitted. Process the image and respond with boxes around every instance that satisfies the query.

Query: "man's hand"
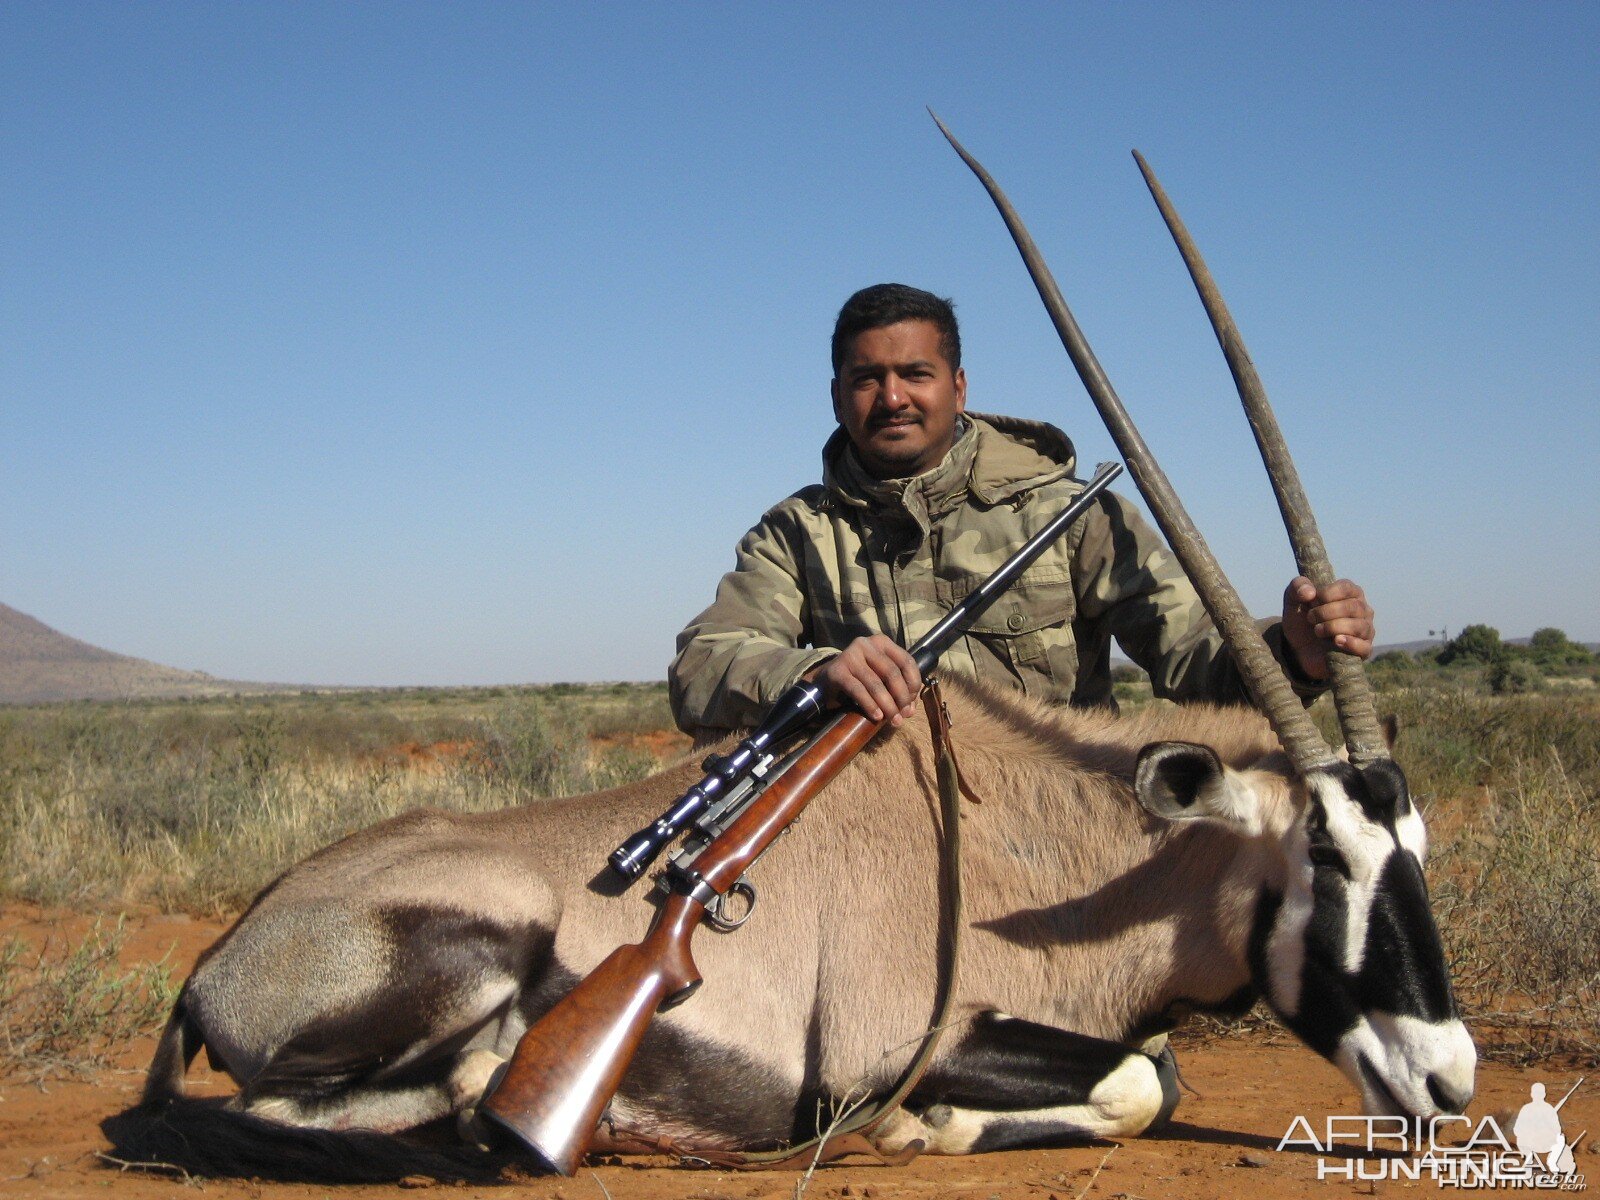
[803,634,922,726]
[1281,576,1376,681]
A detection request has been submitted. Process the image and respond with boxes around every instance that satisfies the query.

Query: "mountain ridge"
[0,603,284,705]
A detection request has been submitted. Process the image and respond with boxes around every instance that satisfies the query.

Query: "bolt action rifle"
[479,460,1124,1175]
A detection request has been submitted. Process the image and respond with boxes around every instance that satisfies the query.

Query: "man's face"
[831,319,967,479]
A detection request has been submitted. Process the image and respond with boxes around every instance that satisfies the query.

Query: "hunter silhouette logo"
[1277,1076,1586,1190]
[1515,1081,1583,1179]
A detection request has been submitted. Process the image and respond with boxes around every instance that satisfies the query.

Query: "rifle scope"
[608,680,825,880]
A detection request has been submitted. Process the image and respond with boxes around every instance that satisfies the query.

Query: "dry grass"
[1428,749,1599,1062]
[0,684,671,915]
[1370,689,1598,1060]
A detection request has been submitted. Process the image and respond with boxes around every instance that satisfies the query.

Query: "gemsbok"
[112,136,1475,1181]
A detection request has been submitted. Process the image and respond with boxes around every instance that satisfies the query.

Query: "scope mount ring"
[704,879,757,932]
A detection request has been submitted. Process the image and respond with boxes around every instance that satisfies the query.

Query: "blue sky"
[4,2,1596,685]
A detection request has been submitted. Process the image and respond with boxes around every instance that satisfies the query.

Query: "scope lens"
[608,832,656,879]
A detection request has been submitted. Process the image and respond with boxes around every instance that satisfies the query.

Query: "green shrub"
[1372,649,1414,668]
[483,698,593,798]
[1530,627,1569,654]
[1529,626,1595,669]
[1487,658,1543,695]
[1439,623,1504,666]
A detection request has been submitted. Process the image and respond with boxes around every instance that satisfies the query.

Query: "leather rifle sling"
[616,677,972,1171]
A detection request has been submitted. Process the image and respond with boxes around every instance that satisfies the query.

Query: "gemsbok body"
[115,131,1476,1181]
[120,681,1472,1179]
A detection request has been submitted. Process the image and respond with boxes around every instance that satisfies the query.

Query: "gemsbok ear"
[1381,714,1399,751]
[1134,742,1262,834]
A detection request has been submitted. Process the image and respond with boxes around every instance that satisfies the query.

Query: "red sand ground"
[361,732,692,775]
[1,904,1594,1200]
[588,730,694,760]
[366,740,493,775]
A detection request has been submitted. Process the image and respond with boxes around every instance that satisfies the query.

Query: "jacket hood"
[822,411,1079,512]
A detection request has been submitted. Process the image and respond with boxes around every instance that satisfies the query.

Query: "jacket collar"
[822,412,1078,531]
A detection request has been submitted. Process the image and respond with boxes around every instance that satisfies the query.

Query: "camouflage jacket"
[669,413,1319,733]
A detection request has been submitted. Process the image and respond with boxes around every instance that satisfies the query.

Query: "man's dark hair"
[831,283,960,376]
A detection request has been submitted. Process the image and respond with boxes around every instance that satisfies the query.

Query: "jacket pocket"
[953,575,1079,695]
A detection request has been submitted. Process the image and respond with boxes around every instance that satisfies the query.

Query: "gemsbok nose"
[1427,1073,1473,1116]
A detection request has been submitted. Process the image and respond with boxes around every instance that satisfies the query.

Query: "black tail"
[114,992,508,1183]
[102,1095,505,1184]
[141,992,203,1106]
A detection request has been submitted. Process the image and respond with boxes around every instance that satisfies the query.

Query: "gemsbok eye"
[1308,844,1350,877]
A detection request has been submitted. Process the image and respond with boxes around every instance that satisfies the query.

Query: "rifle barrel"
[910,461,1120,675]
[1554,1076,1584,1111]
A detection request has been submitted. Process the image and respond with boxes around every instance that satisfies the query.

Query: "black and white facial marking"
[1135,745,1476,1120]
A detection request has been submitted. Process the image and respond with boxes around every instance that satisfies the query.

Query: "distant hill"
[1375,639,1447,657]
[0,603,284,705]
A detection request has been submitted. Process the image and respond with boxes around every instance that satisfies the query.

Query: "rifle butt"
[479,895,702,1175]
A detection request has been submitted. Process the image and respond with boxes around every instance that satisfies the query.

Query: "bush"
[1439,623,1504,666]
[1528,626,1594,669]
[1324,687,1600,1061]
[1369,650,1418,678]
[1487,659,1543,695]
[484,698,593,798]
[1530,627,1569,654]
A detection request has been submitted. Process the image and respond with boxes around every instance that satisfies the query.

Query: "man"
[670,283,1375,736]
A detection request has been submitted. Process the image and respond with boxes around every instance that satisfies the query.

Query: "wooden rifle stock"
[480,709,881,1175]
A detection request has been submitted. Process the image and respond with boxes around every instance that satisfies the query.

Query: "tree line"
[1374,626,1596,694]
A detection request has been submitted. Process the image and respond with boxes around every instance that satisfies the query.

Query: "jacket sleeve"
[1070,490,1325,705]
[668,504,839,734]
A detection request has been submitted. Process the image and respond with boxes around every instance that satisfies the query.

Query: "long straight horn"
[929,111,1337,775]
[1131,150,1389,767]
